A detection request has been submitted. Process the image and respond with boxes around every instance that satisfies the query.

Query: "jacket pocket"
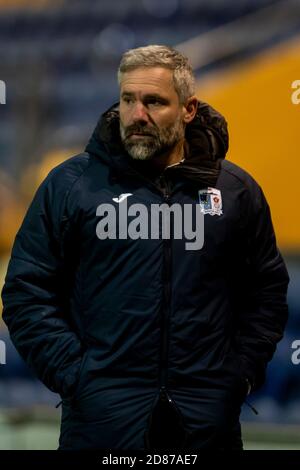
[67,349,90,404]
[224,349,248,406]
[232,355,249,406]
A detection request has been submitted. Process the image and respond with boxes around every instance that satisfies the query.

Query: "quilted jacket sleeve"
[234,181,290,391]
[1,170,83,398]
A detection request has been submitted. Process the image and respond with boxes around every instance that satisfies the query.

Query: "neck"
[149,139,185,172]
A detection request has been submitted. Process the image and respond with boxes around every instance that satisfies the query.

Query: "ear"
[182,96,198,124]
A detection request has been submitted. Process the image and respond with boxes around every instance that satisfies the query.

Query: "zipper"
[123,161,183,200]
[158,172,172,393]
[160,385,173,403]
[158,172,170,199]
[122,164,168,199]
[121,164,176,402]
[127,167,174,401]
[244,399,259,415]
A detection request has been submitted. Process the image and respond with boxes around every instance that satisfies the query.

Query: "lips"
[130,133,152,136]
[128,133,153,139]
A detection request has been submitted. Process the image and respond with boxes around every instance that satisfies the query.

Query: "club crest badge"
[198,187,223,216]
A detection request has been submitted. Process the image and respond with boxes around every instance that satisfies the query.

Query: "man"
[1,45,289,450]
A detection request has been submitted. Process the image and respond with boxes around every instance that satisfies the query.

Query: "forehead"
[120,67,177,97]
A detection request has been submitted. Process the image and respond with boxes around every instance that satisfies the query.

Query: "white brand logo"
[112,193,133,203]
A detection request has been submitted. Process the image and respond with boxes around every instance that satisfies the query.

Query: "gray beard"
[119,117,184,161]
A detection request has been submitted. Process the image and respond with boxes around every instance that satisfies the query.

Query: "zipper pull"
[158,174,170,199]
[244,399,259,415]
[160,386,172,403]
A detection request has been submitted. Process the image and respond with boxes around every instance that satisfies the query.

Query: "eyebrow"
[121,92,169,102]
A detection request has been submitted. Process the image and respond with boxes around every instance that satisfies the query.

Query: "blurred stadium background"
[0,0,300,450]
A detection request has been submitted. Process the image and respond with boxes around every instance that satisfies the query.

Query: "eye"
[122,96,134,104]
[146,98,164,107]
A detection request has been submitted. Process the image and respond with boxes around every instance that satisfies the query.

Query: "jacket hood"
[85,100,229,187]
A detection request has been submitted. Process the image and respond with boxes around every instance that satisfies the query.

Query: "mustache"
[124,124,158,139]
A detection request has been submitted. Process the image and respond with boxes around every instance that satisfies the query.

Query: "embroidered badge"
[198,187,223,216]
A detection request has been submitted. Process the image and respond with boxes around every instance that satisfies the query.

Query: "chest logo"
[198,187,223,216]
[112,193,133,203]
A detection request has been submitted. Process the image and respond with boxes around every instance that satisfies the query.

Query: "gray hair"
[117,45,196,104]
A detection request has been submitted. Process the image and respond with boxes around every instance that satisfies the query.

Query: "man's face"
[119,67,186,160]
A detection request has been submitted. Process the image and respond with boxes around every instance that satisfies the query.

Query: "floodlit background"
[0,0,300,450]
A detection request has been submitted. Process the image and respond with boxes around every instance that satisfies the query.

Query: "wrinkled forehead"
[120,67,177,97]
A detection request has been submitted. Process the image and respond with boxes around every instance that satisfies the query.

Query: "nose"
[131,102,149,123]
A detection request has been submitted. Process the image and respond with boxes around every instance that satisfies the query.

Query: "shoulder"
[219,160,270,229]
[27,153,99,226]
[36,152,102,206]
[219,159,265,207]
[46,152,95,189]
[220,160,260,193]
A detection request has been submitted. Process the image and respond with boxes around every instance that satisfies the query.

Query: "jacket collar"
[85,100,229,188]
